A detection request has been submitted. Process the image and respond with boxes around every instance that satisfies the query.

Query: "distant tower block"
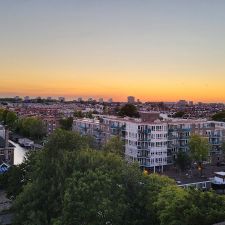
[127,96,135,104]
[108,98,113,103]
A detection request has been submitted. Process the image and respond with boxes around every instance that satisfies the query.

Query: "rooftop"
[215,172,225,177]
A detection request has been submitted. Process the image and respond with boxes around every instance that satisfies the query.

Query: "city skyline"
[0,0,225,102]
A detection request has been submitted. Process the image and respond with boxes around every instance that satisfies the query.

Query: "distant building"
[189,101,194,106]
[127,96,135,104]
[177,100,188,108]
[73,118,102,148]
[24,96,30,101]
[77,97,83,102]
[99,98,104,103]
[47,97,52,101]
[58,97,65,102]
[88,98,93,102]
[42,116,60,135]
[14,96,20,101]
[108,98,113,103]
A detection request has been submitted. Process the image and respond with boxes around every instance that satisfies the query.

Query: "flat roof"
[215,172,225,176]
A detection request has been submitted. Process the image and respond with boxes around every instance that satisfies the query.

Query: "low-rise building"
[41,116,60,135]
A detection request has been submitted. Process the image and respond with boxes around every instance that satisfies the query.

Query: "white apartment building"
[73,118,103,147]
[125,121,168,171]
[73,113,225,171]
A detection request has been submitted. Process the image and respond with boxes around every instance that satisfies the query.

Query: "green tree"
[0,151,40,199]
[175,150,191,172]
[0,164,26,199]
[13,130,93,225]
[62,169,127,225]
[103,136,124,157]
[74,110,84,118]
[12,129,175,225]
[5,111,18,129]
[221,141,225,157]
[118,104,139,118]
[29,118,46,139]
[155,186,225,225]
[173,111,185,118]
[17,117,46,140]
[0,109,10,124]
[212,111,225,122]
[0,108,5,123]
[9,129,225,225]
[59,117,73,130]
[189,134,209,176]
[155,185,189,225]
[86,111,93,118]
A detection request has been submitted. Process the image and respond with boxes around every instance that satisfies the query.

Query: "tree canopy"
[189,134,209,163]
[175,150,191,171]
[212,111,225,122]
[59,117,73,130]
[156,186,225,225]
[118,104,139,118]
[103,136,124,157]
[173,111,185,118]
[0,129,225,225]
[16,117,46,140]
[0,109,18,129]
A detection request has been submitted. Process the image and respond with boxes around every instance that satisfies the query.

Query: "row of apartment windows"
[127,140,167,147]
[138,125,167,131]
[137,158,167,164]
[128,133,168,139]
[150,151,167,155]
[137,150,167,156]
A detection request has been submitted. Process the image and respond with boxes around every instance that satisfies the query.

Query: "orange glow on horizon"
[0,70,224,103]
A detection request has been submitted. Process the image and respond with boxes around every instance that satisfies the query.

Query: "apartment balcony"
[138,138,150,142]
[138,129,151,134]
[137,146,148,150]
[179,128,191,132]
[211,142,220,145]
[168,128,178,132]
[168,143,176,148]
[168,135,177,140]
[211,134,220,138]
[121,125,126,131]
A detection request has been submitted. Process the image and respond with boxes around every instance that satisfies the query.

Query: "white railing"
[178,181,211,189]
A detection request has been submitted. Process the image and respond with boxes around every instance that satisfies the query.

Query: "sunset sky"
[0,0,225,102]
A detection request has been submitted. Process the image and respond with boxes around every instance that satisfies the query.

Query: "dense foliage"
[1,130,225,225]
[173,111,185,118]
[74,110,93,119]
[212,111,225,122]
[0,108,18,129]
[16,117,46,140]
[175,150,191,171]
[118,104,139,118]
[189,134,210,176]
[156,185,225,225]
[103,136,124,157]
[0,109,46,140]
[59,117,73,130]
[189,134,209,163]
